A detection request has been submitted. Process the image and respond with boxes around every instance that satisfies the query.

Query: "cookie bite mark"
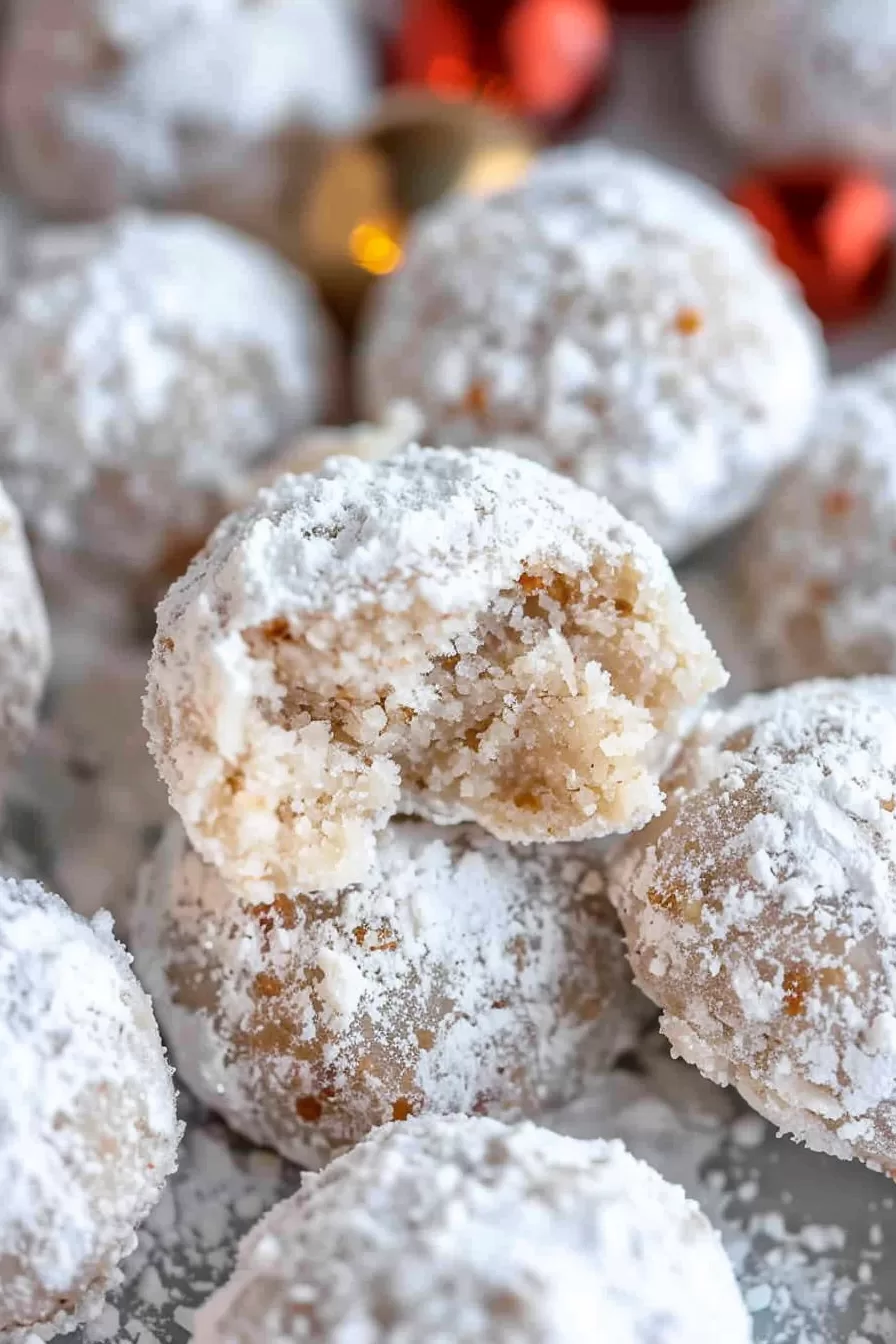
[146,445,725,899]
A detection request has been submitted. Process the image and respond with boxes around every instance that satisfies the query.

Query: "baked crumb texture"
[145,446,726,899]
[359,141,825,561]
[609,677,896,1173]
[743,353,896,684]
[0,878,180,1343]
[192,1115,751,1344]
[132,820,649,1170]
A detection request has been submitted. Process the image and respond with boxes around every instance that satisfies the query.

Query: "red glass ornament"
[388,0,612,133]
[730,162,895,326]
[606,0,693,14]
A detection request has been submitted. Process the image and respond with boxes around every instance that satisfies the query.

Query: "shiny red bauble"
[730,162,895,326]
[388,0,612,133]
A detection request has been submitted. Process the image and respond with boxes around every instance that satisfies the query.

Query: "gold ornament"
[290,91,537,329]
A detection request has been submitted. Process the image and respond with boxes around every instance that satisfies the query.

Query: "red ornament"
[730,162,895,326]
[388,0,612,133]
[606,0,692,12]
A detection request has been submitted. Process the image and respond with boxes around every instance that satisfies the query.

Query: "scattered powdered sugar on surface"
[59,1039,896,1344]
[360,141,824,561]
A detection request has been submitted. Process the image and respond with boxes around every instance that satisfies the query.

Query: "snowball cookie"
[0,209,338,605]
[132,818,648,1169]
[0,877,180,1341]
[608,677,896,1172]
[0,481,50,792]
[694,0,896,166]
[359,143,825,561]
[193,1114,751,1344]
[742,354,896,686]
[145,445,727,899]
[0,0,373,219]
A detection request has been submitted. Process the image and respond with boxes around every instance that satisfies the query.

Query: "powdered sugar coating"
[0,209,338,596]
[359,143,824,561]
[0,0,373,217]
[609,678,896,1172]
[251,402,424,494]
[145,445,726,899]
[742,355,896,685]
[695,0,896,164]
[193,1114,751,1344]
[0,877,181,1341]
[132,820,648,1170]
[0,481,50,793]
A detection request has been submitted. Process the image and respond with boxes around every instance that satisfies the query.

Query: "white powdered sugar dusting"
[131,819,649,1169]
[191,1115,752,1344]
[743,353,896,684]
[360,141,825,560]
[695,0,896,165]
[145,443,725,900]
[0,877,180,1342]
[0,209,337,575]
[58,1039,896,1344]
[609,677,896,1171]
[0,0,373,214]
[251,401,424,494]
[0,481,50,793]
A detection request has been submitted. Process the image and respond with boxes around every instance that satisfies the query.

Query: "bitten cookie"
[145,445,726,898]
[609,678,896,1173]
[359,142,824,560]
[193,1115,751,1344]
[0,878,180,1342]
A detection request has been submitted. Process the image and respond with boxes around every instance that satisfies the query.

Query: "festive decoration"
[294,90,537,328]
[387,0,611,133]
[606,0,693,13]
[730,162,895,325]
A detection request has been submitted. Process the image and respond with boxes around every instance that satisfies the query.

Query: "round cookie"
[742,354,896,685]
[609,677,896,1172]
[144,444,727,900]
[132,819,648,1169]
[0,481,50,793]
[193,1114,751,1344]
[0,0,373,219]
[0,209,338,610]
[695,0,896,165]
[0,877,180,1341]
[358,142,825,561]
